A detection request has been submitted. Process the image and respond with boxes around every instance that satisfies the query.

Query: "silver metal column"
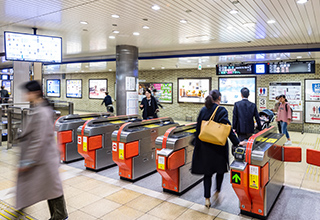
[116,45,139,116]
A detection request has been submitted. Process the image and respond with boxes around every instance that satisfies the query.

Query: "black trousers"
[277,121,282,133]
[47,195,68,220]
[238,133,252,142]
[203,173,224,198]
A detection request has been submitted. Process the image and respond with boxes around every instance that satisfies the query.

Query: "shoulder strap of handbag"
[208,106,219,122]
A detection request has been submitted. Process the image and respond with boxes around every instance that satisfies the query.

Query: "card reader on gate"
[234,147,246,161]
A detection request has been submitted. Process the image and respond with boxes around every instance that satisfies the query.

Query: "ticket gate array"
[155,123,202,193]
[230,126,301,219]
[77,115,140,170]
[55,113,112,162]
[112,117,178,181]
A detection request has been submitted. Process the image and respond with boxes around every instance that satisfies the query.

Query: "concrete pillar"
[116,45,139,115]
[13,61,30,103]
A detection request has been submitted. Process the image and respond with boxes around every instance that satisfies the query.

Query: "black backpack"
[285,104,293,119]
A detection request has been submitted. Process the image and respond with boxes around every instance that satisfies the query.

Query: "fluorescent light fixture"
[143,26,150,29]
[133,32,140,36]
[161,67,165,69]
[75,71,79,73]
[187,60,191,63]
[276,57,281,60]
[85,66,89,68]
[109,69,112,71]
[243,22,256,27]
[207,65,211,67]
[267,20,276,24]
[109,36,115,39]
[297,56,302,58]
[112,30,119,34]
[111,14,120,18]
[180,19,188,24]
[227,26,233,30]
[229,9,239,14]
[152,5,160,10]
[80,21,88,24]
[81,70,84,72]
[297,0,308,4]
[151,67,155,69]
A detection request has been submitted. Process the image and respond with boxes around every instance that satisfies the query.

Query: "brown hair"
[205,89,221,109]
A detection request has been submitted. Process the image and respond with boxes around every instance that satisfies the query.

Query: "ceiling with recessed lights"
[0,0,320,69]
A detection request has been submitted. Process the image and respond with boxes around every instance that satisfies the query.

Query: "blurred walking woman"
[139,89,159,119]
[191,90,241,208]
[16,81,68,220]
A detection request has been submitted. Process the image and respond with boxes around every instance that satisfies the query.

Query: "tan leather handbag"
[198,106,231,146]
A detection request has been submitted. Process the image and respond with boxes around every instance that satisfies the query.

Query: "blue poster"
[46,79,60,97]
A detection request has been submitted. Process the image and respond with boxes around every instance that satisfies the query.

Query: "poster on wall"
[138,82,173,103]
[89,79,107,99]
[305,101,320,123]
[126,77,136,91]
[46,79,60,97]
[305,79,320,101]
[126,92,139,115]
[259,97,267,109]
[269,82,301,101]
[178,78,211,103]
[219,77,256,105]
[2,80,11,94]
[289,100,303,112]
[66,79,82,98]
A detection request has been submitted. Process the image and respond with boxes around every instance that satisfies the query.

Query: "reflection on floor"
[0,130,320,220]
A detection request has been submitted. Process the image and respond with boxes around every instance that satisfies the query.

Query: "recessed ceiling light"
[112,30,119,34]
[297,56,302,58]
[180,19,188,24]
[80,21,88,24]
[227,26,233,30]
[133,32,140,36]
[267,20,276,24]
[81,70,84,72]
[151,67,155,69]
[243,22,256,27]
[152,5,160,10]
[143,26,150,29]
[161,67,165,69]
[297,0,308,4]
[187,60,191,63]
[207,65,211,67]
[75,71,79,73]
[276,57,281,60]
[229,9,239,14]
[109,36,115,39]
[111,14,120,18]
[109,69,112,71]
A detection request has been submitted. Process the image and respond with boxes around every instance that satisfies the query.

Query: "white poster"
[269,82,301,101]
[289,100,303,112]
[126,92,139,115]
[305,79,320,101]
[126,77,136,91]
[178,78,211,103]
[292,112,301,121]
[66,79,82,98]
[258,87,267,97]
[305,102,320,124]
[259,97,267,109]
[89,79,107,99]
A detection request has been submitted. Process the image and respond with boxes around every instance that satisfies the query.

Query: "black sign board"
[269,60,315,74]
[216,64,253,75]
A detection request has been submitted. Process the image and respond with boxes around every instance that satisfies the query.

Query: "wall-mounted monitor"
[177,78,211,103]
[216,64,253,75]
[46,79,60,97]
[269,60,315,74]
[66,79,82,98]
[2,81,11,94]
[4,31,62,63]
[219,77,256,105]
[89,79,108,99]
[138,82,173,103]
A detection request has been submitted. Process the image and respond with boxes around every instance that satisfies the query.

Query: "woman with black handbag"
[191,89,245,208]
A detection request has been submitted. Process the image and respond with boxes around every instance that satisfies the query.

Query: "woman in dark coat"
[139,89,159,119]
[191,89,243,208]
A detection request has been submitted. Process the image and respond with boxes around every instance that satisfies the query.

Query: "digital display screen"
[4,31,62,63]
[46,79,60,97]
[178,78,211,103]
[89,79,107,99]
[269,60,315,74]
[216,64,253,75]
[66,79,82,98]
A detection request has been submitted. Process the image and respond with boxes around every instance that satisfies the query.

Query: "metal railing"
[48,100,74,115]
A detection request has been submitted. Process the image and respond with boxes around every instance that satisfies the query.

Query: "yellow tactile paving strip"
[0,201,35,220]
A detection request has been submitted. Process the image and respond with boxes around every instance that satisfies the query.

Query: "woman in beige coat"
[16,80,68,220]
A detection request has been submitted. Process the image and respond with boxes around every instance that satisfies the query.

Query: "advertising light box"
[2,81,11,94]
[178,78,211,103]
[89,79,107,99]
[138,82,173,103]
[305,79,320,101]
[219,77,256,105]
[66,79,82,98]
[46,79,60,97]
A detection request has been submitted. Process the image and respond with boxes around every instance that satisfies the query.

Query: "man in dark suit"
[233,87,262,141]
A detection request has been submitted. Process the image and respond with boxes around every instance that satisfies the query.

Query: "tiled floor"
[0,130,320,220]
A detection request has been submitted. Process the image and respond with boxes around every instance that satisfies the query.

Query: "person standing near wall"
[140,89,159,119]
[101,92,113,113]
[0,85,9,104]
[16,80,68,220]
[272,96,282,133]
[277,94,292,145]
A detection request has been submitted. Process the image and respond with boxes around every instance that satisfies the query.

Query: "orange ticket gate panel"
[230,126,302,219]
[54,113,112,162]
[111,117,178,181]
[77,115,140,170]
[155,123,202,193]
[306,149,320,167]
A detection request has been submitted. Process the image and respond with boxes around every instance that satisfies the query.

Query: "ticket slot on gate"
[230,126,302,219]
[112,117,178,181]
[55,113,112,162]
[155,123,202,193]
[77,115,140,170]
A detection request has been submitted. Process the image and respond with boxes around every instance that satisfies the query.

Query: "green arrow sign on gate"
[231,171,241,185]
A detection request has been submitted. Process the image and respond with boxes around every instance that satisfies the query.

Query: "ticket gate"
[230,126,301,219]
[55,113,112,162]
[155,123,202,193]
[77,115,141,170]
[112,117,179,181]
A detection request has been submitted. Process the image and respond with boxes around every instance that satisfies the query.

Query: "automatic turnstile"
[55,113,112,162]
[230,126,302,219]
[155,123,202,193]
[112,117,178,181]
[77,115,141,170]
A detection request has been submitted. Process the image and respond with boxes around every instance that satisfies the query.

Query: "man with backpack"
[277,95,292,145]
